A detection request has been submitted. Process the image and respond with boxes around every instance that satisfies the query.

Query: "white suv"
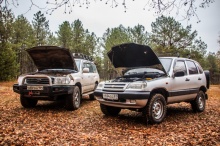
[13,46,100,111]
[94,43,209,124]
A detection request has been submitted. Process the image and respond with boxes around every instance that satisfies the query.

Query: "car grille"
[103,83,127,92]
[25,78,50,84]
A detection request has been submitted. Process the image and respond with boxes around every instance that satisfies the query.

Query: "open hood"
[107,43,167,74]
[27,46,78,71]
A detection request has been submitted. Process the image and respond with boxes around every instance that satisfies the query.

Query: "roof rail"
[73,53,93,61]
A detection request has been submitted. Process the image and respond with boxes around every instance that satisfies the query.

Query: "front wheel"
[65,86,81,111]
[20,95,38,108]
[191,91,206,112]
[143,94,167,124]
[100,104,121,116]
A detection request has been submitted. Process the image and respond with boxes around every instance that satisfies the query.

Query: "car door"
[83,62,95,92]
[185,60,200,92]
[168,59,196,103]
[81,61,91,93]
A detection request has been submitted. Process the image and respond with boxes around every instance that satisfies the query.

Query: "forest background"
[0,1,220,84]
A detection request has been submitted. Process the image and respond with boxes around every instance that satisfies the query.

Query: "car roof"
[159,57,197,62]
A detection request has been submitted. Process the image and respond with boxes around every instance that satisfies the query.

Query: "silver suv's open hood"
[107,43,167,74]
[27,46,78,71]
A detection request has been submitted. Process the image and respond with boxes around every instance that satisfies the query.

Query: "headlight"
[54,76,71,84]
[126,83,147,89]
[18,76,24,85]
[96,82,105,90]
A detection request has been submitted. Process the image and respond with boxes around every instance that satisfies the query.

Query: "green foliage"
[32,11,50,46]
[150,16,198,56]
[11,15,36,74]
[128,24,149,45]
[56,19,99,55]
[56,21,72,48]
[101,25,131,79]
[0,46,19,81]
[47,32,58,46]
[0,6,19,81]
[71,19,86,53]
[0,7,14,44]
[0,7,219,82]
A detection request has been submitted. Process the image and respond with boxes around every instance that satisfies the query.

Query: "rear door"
[82,62,95,91]
[185,60,201,91]
[81,61,91,92]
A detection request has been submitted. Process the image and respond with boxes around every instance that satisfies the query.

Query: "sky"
[8,0,220,53]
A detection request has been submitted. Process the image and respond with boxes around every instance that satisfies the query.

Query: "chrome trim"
[22,75,52,85]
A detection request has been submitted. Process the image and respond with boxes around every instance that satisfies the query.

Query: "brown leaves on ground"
[0,82,219,146]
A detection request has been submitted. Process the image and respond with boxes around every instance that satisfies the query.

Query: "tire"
[89,94,95,100]
[191,91,206,112]
[204,70,210,89]
[20,95,38,108]
[65,86,81,111]
[100,104,121,116]
[89,83,98,100]
[143,94,167,124]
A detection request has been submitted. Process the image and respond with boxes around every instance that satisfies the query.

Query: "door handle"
[198,77,202,80]
[185,78,190,81]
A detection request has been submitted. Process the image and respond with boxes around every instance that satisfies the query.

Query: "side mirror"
[174,71,185,77]
[83,68,89,73]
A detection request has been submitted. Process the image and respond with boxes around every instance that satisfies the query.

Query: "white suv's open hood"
[107,43,167,74]
[27,46,78,71]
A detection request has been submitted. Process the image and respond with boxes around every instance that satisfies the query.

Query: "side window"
[195,62,203,74]
[83,63,94,73]
[91,63,97,73]
[186,61,198,75]
[174,60,187,75]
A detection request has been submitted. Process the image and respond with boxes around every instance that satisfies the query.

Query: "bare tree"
[0,0,215,21]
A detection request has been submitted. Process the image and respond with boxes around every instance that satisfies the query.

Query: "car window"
[173,60,187,75]
[186,61,198,75]
[83,63,95,73]
[91,63,97,73]
[195,62,203,74]
[159,58,172,72]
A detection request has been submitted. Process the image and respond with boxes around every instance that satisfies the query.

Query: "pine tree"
[32,11,50,46]
[0,6,19,81]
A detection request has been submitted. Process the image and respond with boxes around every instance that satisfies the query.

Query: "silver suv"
[13,46,100,111]
[94,43,209,124]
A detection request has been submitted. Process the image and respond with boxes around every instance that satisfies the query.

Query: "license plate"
[27,86,43,90]
[103,93,118,100]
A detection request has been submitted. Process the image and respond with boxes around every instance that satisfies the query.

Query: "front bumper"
[13,84,74,100]
[94,90,150,109]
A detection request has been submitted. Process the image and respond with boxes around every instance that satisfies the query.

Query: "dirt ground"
[0,81,219,146]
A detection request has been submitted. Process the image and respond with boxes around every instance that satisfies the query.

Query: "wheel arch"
[75,82,82,94]
[150,88,169,102]
[199,86,207,93]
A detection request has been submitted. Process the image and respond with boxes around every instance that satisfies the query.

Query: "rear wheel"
[20,95,38,108]
[100,104,121,116]
[191,91,206,112]
[143,94,167,124]
[65,86,81,111]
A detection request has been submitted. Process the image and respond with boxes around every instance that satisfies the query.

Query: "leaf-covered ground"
[0,82,219,145]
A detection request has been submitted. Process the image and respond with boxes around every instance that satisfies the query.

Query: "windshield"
[124,67,164,76]
[39,69,77,74]
[159,58,172,72]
